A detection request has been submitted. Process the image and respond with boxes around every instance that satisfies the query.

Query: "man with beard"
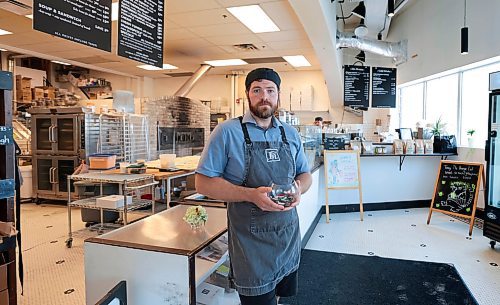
[196,67,312,305]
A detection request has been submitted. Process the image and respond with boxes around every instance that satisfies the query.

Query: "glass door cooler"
[485,71,500,248]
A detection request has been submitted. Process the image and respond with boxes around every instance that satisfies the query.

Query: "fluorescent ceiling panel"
[0,29,13,36]
[226,5,279,33]
[137,64,178,70]
[283,55,311,67]
[25,14,33,19]
[112,2,119,21]
[204,59,248,67]
[51,60,71,65]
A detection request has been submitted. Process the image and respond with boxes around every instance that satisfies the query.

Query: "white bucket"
[20,165,32,199]
[159,154,176,168]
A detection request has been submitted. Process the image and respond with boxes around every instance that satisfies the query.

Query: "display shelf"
[68,196,153,212]
[360,152,457,170]
[195,251,229,286]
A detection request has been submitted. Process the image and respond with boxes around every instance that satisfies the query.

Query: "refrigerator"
[484,71,500,248]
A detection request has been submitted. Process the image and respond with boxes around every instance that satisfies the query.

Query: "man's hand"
[283,179,301,211]
[251,186,286,212]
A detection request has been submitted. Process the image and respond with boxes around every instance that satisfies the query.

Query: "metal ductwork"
[174,64,212,97]
[336,31,408,65]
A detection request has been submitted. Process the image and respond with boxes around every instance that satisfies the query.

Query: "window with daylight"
[399,83,424,129]
[425,74,459,137]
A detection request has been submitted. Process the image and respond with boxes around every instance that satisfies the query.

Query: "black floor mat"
[280,249,478,305]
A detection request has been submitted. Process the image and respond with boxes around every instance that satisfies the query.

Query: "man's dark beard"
[248,95,279,119]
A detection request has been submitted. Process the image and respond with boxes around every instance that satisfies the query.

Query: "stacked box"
[15,75,31,89]
[32,88,44,100]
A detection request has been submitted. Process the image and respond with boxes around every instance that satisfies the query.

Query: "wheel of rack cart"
[66,238,73,248]
[490,240,496,249]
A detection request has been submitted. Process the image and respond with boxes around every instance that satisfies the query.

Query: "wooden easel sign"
[427,160,484,236]
[324,150,363,223]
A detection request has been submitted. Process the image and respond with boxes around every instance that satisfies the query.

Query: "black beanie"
[245,68,281,90]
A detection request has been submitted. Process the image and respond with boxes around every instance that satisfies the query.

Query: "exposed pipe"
[174,64,212,97]
[336,31,408,65]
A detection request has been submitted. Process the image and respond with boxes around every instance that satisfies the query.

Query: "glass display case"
[293,125,322,171]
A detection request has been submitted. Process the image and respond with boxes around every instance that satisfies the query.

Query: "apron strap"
[238,116,252,146]
[279,125,289,144]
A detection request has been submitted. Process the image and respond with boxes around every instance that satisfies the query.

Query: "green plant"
[431,117,447,136]
[466,129,476,137]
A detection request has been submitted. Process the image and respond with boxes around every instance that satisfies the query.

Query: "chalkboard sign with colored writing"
[431,161,482,216]
[325,150,360,189]
[0,126,13,146]
[324,150,364,222]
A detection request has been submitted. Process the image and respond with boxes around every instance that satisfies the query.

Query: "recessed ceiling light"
[137,64,178,70]
[112,2,119,21]
[0,29,13,36]
[25,14,33,19]
[51,60,71,65]
[204,59,248,67]
[283,55,311,67]
[227,5,280,33]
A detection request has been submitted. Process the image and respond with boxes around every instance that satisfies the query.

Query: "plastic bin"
[89,154,117,170]
[20,165,32,199]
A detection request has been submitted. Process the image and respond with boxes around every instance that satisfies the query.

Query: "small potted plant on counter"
[466,129,476,147]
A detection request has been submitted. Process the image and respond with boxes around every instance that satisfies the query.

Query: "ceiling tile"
[188,22,251,37]
[266,39,312,50]
[166,0,222,14]
[260,1,301,31]
[168,8,237,27]
[256,30,308,42]
[165,28,200,41]
[204,34,264,46]
[215,0,277,7]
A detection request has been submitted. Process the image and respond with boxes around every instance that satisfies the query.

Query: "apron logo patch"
[265,149,280,162]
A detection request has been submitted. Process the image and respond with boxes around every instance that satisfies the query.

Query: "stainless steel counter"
[86,205,227,256]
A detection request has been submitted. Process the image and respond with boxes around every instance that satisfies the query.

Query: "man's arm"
[195,173,286,211]
[296,172,312,194]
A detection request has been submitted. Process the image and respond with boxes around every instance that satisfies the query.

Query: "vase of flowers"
[466,129,476,147]
[183,205,208,230]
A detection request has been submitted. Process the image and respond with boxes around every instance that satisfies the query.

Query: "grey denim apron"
[227,117,301,296]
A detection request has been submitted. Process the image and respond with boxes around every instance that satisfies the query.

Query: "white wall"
[15,66,46,87]
[390,0,500,84]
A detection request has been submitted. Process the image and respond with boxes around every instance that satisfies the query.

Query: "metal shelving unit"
[66,172,158,248]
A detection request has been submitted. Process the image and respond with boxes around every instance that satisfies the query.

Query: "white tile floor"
[16,204,500,305]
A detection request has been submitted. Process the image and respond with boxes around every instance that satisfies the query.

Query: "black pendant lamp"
[355,51,366,63]
[352,1,366,19]
[461,0,468,55]
[388,0,395,17]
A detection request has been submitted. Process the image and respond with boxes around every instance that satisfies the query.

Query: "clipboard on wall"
[324,150,364,223]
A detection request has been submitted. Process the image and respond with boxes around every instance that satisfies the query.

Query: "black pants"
[239,270,298,305]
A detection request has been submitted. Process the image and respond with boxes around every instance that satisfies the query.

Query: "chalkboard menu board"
[0,126,13,146]
[372,67,396,108]
[33,0,111,52]
[431,161,482,216]
[118,0,164,68]
[344,65,370,108]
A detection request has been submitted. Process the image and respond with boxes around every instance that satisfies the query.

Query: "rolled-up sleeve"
[294,136,310,175]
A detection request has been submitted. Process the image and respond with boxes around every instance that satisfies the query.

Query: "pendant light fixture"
[351,1,366,19]
[355,51,366,63]
[461,0,468,55]
[388,0,395,17]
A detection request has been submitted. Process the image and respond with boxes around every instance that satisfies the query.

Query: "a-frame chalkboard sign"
[427,160,485,236]
[324,150,363,223]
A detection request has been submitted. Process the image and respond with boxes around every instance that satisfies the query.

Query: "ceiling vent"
[0,0,31,15]
[233,43,259,51]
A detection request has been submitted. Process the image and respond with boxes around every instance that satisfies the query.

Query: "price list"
[372,67,397,108]
[33,0,111,52]
[118,0,164,68]
[343,65,370,107]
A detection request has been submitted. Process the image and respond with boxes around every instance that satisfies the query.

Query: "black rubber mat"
[280,250,478,305]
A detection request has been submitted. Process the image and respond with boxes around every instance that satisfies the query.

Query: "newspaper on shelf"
[196,233,228,262]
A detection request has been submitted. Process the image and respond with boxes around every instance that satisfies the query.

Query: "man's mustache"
[257,100,273,107]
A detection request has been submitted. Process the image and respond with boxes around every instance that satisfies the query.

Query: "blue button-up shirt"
[196,111,309,185]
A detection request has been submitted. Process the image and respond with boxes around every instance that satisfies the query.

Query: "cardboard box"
[0,289,8,305]
[32,88,44,100]
[96,195,132,209]
[196,282,223,305]
[15,75,31,90]
[16,89,31,101]
[0,262,8,291]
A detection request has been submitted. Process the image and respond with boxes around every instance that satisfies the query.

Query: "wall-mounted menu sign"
[33,0,111,52]
[344,65,370,108]
[118,0,164,68]
[372,67,396,108]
